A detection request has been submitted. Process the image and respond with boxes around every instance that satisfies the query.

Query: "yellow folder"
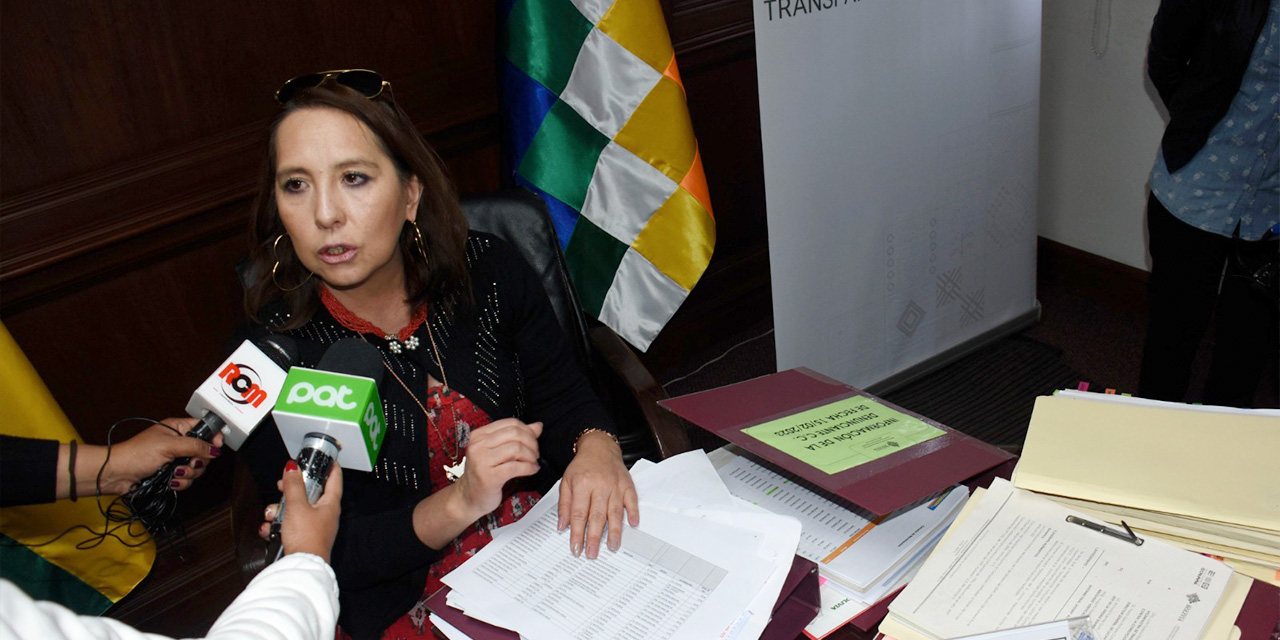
[1014,394,1280,533]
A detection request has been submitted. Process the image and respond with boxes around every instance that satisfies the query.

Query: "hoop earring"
[271,234,313,292]
[409,220,430,268]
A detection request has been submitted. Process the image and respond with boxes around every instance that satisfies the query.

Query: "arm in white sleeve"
[1,579,170,640]
[0,555,336,640]
[203,553,338,640]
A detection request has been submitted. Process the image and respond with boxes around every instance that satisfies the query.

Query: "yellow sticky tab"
[632,187,715,290]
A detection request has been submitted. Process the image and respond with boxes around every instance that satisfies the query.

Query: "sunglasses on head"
[274,69,392,104]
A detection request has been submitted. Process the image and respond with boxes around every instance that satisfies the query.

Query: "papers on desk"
[708,447,966,638]
[1013,392,1280,587]
[1014,392,1280,533]
[885,479,1233,640]
[439,450,802,640]
[714,449,966,595]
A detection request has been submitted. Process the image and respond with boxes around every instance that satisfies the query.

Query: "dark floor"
[656,239,1279,449]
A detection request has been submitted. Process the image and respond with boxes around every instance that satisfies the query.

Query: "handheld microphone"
[270,431,341,561]
[184,335,299,450]
[125,335,298,536]
[268,339,386,560]
[272,338,386,472]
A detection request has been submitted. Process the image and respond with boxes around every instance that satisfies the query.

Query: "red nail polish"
[192,460,204,470]
[174,468,186,477]
[285,460,299,473]
[170,480,180,488]
[209,446,222,458]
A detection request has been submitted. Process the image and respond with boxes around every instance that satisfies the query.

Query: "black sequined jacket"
[237,232,614,639]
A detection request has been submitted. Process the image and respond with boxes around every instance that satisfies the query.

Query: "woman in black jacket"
[238,70,638,639]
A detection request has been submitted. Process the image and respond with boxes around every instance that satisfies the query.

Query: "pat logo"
[286,382,358,410]
[363,403,382,442]
[219,363,270,408]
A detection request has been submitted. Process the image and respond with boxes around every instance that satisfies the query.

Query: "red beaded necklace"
[319,285,428,343]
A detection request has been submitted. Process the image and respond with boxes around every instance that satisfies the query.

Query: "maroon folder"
[762,556,822,640]
[1234,579,1280,639]
[659,368,1015,516]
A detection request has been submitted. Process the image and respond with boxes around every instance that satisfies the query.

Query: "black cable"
[1,417,191,551]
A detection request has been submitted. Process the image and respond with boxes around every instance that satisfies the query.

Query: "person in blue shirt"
[1138,0,1279,407]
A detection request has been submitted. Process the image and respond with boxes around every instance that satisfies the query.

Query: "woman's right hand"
[453,418,543,521]
[258,461,342,563]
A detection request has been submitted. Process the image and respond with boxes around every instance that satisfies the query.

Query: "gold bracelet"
[572,428,620,455]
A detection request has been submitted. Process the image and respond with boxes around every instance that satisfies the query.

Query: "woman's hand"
[258,461,343,563]
[558,430,638,559]
[411,418,544,549]
[95,418,222,495]
[453,418,543,522]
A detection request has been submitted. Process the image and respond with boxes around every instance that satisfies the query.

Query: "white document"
[716,451,968,590]
[948,616,1096,640]
[890,479,1232,640]
[443,474,777,640]
[629,451,802,640]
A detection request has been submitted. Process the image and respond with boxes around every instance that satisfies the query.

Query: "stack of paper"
[709,447,968,639]
[881,479,1241,640]
[432,450,803,640]
[1012,391,1280,587]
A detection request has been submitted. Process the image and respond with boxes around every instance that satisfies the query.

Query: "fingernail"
[609,540,619,552]
[174,468,186,477]
[557,516,566,530]
[170,480,180,488]
[572,541,583,557]
[285,460,299,473]
[209,446,222,458]
[192,460,204,470]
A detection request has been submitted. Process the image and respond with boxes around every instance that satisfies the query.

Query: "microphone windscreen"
[316,338,385,385]
[255,334,299,371]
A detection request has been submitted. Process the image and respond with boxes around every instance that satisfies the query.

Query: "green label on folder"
[742,396,945,474]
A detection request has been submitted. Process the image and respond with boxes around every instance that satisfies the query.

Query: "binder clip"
[1066,516,1144,546]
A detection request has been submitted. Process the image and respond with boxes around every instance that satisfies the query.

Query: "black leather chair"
[231,188,691,578]
[459,188,690,464]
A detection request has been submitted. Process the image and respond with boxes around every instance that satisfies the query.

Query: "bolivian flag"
[501,0,716,351]
[0,321,155,613]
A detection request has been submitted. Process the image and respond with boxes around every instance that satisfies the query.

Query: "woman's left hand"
[557,430,638,559]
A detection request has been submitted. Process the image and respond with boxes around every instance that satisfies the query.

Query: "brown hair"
[243,82,470,328]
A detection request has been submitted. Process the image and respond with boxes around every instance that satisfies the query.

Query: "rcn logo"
[287,382,358,411]
[219,363,270,408]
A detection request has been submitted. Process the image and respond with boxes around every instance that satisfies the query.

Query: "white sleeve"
[201,553,339,640]
[0,579,170,640]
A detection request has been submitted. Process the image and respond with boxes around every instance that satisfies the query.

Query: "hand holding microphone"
[98,418,222,495]
[262,458,343,563]
[260,338,387,562]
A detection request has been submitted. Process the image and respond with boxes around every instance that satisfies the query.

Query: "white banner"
[755,0,1041,388]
